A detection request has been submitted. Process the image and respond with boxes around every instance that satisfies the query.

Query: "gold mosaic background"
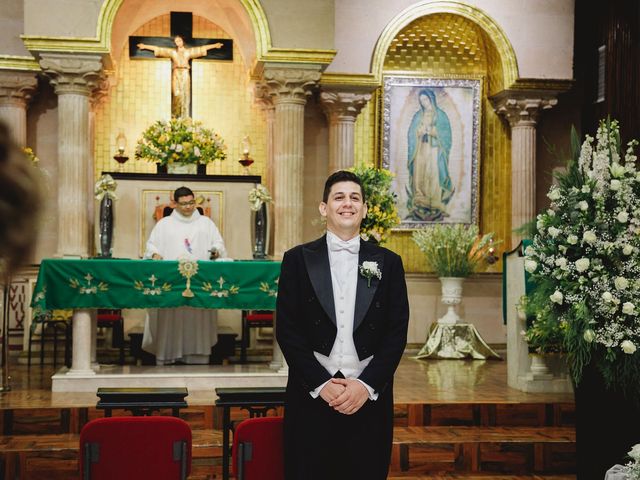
[94,14,267,179]
[355,12,511,273]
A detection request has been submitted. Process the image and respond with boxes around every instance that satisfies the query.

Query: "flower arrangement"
[248,184,271,211]
[524,119,640,397]
[22,147,39,164]
[94,174,118,201]
[412,224,498,277]
[350,165,400,243]
[135,117,226,166]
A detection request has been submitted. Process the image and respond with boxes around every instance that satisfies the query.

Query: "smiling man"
[276,170,410,480]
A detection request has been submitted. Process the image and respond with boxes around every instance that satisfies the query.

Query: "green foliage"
[135,117,226,165]
[350,165,400,244]
[411,224,499,277]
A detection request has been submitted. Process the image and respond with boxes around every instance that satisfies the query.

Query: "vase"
[167,163,197,174]
[98,196,114,258]
[437,277,464,325]
[252,203,268,259]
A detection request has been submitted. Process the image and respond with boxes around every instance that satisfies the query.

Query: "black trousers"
[283,376,394,480]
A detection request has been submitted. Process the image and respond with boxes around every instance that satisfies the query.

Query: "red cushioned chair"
[240,310,274,363]
[96,309,125,365]
[232,416,284,480]
[79,416,192,480]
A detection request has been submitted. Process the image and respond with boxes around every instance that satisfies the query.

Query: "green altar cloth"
[31,258,281,312]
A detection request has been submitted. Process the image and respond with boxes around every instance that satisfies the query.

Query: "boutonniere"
[359,261,382,287]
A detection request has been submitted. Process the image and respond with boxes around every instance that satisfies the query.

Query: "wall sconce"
[238,135,254,173]
[113,131,129,170]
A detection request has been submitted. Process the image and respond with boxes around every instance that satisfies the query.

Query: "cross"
[217,276,226,289]
[129,12,233,118]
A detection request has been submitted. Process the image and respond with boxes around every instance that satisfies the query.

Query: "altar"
[31,258,285,392]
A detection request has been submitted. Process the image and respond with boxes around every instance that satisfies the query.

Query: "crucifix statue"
[130,12,233,118]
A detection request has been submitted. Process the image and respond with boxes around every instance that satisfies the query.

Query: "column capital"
[90,75,112,109]
[320,90,371,123]
[258,67,321,105]
[490,89,558,127]
[39,53,105,96]
[0,71,38,107]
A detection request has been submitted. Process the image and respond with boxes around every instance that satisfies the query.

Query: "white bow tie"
[328,236,360,255]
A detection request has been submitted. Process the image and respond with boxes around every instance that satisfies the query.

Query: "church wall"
[23,0,103,38]
[330,0,574,80]
[0,0,30,56]
[235,0,335,50]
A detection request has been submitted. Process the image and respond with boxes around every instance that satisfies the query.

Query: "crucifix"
[130,12,233,118]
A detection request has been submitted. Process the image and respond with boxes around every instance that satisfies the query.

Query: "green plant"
[524,118,640,398]
[412,224,497,277]
[135,117,226,166]
[350,165,400,244]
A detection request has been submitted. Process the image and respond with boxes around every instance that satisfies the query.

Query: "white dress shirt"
[310,231,378,401]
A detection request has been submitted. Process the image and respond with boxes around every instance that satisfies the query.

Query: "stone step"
[391,426,575,475]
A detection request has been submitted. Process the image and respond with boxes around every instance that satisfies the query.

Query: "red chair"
[232,416,284,480]
[79,416,192,480]
[97,309,125,365]
[240,310,274,363]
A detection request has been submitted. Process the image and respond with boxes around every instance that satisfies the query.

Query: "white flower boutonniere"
[359,261,382,287]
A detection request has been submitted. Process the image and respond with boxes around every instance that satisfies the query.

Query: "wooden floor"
[0,351,573,409]
[0,351,577,479]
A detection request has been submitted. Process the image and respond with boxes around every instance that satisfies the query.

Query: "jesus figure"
[137,35,223,118]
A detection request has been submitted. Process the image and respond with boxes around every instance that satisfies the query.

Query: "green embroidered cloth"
[31,258,281,311]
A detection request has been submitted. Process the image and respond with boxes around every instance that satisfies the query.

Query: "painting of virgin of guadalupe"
[382,77,481,228]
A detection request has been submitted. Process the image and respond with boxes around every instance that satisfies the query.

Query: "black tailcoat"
[276,235,409,480]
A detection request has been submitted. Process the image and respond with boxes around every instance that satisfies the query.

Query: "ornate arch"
[371,1,519,87]
[96,0,272,58]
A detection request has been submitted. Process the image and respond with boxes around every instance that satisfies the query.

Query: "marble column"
[491,93,557,245]
[259,67,320,258]
[254,84,276,255]
[40,54,105,257]
[320,90,371,172]
[0,71,38,146]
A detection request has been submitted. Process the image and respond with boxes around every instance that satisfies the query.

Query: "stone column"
[491,92,557,245]
[320,90,371,172]
[254,84,276,255]
[259,67,320,258]
[0,71,38,145]
[40,54,105,257]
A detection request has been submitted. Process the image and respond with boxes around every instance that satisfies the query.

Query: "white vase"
[437,277,465,325]
[167,163,197,174]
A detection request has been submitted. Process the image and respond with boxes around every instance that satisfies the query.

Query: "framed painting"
[382,76,481,228]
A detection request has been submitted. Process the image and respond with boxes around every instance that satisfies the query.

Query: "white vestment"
[142,209,227,364]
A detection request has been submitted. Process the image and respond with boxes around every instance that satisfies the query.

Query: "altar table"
[31,258,281,376]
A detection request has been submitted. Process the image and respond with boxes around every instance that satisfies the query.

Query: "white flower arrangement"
[621,443,640,479]
[248,184,272,211]
[359,261,382,287]
[524,119,640,394]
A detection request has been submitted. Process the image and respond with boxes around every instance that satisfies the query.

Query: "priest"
[142,186,227,365]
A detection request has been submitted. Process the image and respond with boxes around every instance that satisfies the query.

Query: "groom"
[276,170,410,480]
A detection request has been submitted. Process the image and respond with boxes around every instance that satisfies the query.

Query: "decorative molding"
[510,78,574,92]
[320,73,379,92]
[0,55,41,72]
[490,90,558,126]
[259,48,336,66]
[0,71,38,106]
[371,1,519,86]
[320,91,371,121]
[259,67,321,104]
[39,54,105,96]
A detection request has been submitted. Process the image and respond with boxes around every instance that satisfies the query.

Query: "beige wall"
[23,0,103,37]
[259,0,334,49]
[0,0,30,56]
[330,0,574,79]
